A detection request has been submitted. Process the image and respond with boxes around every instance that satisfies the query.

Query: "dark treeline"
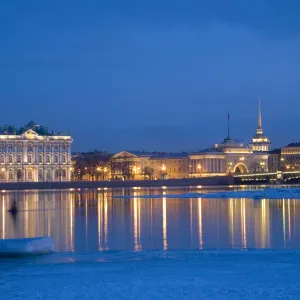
[72,150,112,181]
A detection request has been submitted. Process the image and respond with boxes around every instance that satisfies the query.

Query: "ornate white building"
[189,101,270,176]
[0,121,72,182]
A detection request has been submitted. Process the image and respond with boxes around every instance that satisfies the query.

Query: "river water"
[1,186,299,252]
[2,186,300,299]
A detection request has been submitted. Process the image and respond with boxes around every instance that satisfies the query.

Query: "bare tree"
[73,151,112,181]
[143,166,154,180]
[110,156,133,180]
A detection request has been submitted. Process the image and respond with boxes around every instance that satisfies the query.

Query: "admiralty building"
[0,121,72,182]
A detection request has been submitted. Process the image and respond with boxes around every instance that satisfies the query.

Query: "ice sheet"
[0,237,55,257]
[1,250,300,299]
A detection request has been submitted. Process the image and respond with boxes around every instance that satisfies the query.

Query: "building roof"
[0,121,53,136]
[190,148,221,155]
[150,152,189,159]
[125,151,156,157]
[285,142,300,148]
[268,148,281,154]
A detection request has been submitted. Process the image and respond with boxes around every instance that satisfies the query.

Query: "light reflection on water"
[0,187,299,252]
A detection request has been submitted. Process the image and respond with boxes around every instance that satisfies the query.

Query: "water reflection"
[1,188,300,252]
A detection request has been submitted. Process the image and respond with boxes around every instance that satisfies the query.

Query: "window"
[38,169,43,180]
[55,145,59,151]
[62,154,67,164]
[0,155,4,163]
[17,154,22,163]
[46,145,51,152]
[28,154,32,164]
[55,170,59,179]
[9,169,14,180]
[17,143,22,150]
[46,169,51,179]
[28,144,33,151]
[46,154,51,163]
[17,169,22,180]
[9,155,13,163]
[8,143,13,150]
[62,169,67,179]
[54,154,58,164]
[38,154,43,163]
[38,144,43,151]
[0,143,4,150]
[28,169,33,180]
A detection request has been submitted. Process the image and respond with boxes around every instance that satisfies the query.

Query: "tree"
[73,151,112,181]
[143,166,154,180]
[110,156,133,180]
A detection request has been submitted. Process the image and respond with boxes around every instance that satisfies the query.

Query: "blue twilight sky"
[0,0,300,152]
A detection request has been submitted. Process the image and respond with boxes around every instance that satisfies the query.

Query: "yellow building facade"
[149,153,189,179]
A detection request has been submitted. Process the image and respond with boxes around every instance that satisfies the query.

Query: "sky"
[0,0,300,152]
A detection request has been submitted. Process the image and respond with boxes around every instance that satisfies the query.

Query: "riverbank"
[0,176,233,190]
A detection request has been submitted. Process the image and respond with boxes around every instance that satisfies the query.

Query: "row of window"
[282,150,300,154]
[0,154,68,164]
[0,169,68,180]
[154,159,187,165]
[0,143,69,151]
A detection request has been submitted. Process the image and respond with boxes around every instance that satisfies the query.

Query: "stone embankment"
[0,176,233,190]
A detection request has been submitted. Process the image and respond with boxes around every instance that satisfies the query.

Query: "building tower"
[249,100,271,152]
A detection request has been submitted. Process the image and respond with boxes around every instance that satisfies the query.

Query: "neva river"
[1,186,299,251]
[2,186,300,299]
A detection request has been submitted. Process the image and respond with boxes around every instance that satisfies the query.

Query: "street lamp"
[103,167,107,180]
[96,167,101,180]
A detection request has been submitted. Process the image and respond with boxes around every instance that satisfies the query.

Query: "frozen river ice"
[1,186,300,299]
[2,250,300,299]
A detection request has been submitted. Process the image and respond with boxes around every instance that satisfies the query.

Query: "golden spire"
[257,99,263,134]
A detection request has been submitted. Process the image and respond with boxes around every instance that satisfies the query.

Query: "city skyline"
[1,1,300,152]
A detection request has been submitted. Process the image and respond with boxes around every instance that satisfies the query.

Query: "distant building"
[249,100,271,152]
[108,102,272,179]
[110,151,153,180]
[280,143,300,171]
[109,151,190,180]
[189,102,270,177]
[149,153,189,179]
[189,136,268,177]
[0,121,72,182]
[268,149,281,172]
